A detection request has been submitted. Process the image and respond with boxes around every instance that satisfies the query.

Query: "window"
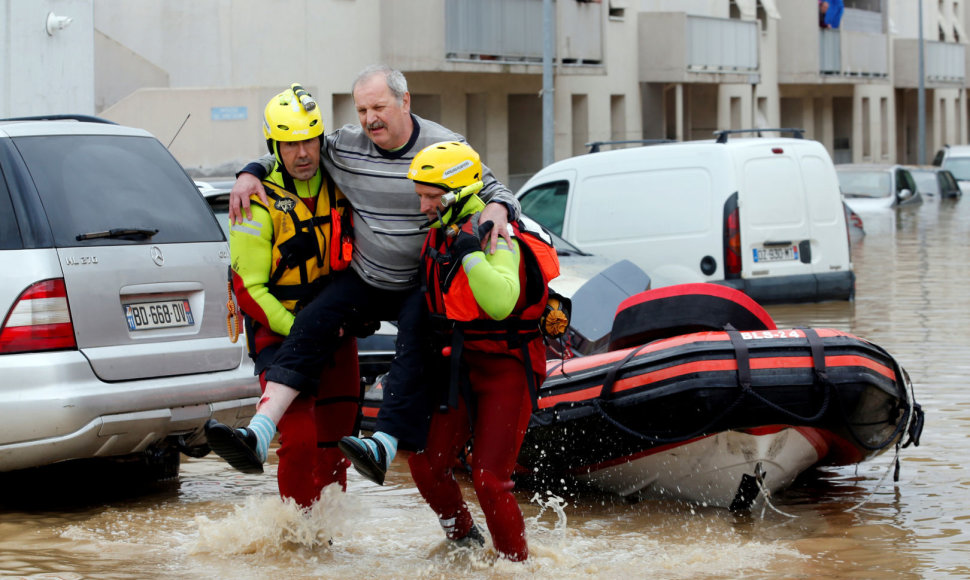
[0,169,23,249]
[896,169,917,194]
[13,135,225,247]
[518,180,569,236]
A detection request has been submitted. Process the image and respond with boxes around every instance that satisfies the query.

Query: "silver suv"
[0,115,259,480]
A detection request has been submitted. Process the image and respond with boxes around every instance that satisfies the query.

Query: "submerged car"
[906,166,962,199]
[0,115,260,480]
[836,163,923,212]
[932,144,970,195]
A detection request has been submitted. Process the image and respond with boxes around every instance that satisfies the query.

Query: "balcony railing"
[819,28,888,77]
[926,41,966,83]
[686,15,758,72]
[444,0,601,64]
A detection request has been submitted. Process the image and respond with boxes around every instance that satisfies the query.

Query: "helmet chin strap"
[419,181,485,230]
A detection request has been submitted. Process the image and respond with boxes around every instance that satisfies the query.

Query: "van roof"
[545,136,823,167]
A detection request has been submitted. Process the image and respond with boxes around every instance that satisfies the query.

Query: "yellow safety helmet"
[408,141,482,192]
[409,141,485,228]
[262,84,324,144]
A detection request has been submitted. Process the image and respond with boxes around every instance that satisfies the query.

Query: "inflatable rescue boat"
[519,283,924,509]
[361,282,924,510]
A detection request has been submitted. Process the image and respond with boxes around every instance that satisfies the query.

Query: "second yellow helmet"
[408,141,482,191]
[263,85,324,143]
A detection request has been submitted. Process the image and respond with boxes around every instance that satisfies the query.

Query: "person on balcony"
[819,0,844,29]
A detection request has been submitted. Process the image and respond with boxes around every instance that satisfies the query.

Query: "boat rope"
[755,478,797,519]
[724,326,834,424]
[845,441,902,512]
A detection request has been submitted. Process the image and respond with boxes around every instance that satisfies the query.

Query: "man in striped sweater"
[223,64,520,485]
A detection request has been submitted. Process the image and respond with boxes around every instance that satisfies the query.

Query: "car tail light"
[0,279,77,354]
[842,203,859,261]
[723,195,742,279]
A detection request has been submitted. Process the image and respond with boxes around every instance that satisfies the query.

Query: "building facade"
[2,0,967,183]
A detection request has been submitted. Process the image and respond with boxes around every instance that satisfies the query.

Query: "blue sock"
[248,413,276,463]
[368,431,398,468]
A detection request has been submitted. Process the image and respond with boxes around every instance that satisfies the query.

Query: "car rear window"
[13,134,224,247]
[942,157,970,181]
[0,167,23,249]
[837,170,891,198]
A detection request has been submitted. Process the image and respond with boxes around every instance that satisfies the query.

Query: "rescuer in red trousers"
[205,85,359,509]
[405,141,562,561]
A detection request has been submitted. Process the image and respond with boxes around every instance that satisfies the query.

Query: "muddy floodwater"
[1,196,968,579]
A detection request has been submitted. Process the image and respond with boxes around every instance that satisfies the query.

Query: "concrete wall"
[775,0,822,84]
[102,86,282,177]
[640,0,728,19]
[1,0,95,117]
[86,0,641,185]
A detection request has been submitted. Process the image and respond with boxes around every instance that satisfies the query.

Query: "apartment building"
[2,0,968,181]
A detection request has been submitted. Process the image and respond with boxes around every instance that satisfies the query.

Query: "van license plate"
[124,299,195,331]
[753,246,798,263]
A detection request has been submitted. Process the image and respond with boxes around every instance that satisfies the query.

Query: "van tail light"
[843,202,858,261]
[0,279,77,354]
[723,194,742,279]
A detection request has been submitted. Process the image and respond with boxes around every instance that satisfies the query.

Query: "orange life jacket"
[422,216,560,410]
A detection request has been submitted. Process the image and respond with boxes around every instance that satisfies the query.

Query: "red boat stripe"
[549,328,859,376]
[538,385,604,407]
[540,354,895,408]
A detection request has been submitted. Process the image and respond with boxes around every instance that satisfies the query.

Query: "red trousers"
[408,350,534,561]
[263,338,360,508]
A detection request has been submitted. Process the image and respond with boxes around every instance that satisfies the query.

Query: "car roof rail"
[585,139,676,153]
[713,128,805,144]
[0,114,117,125]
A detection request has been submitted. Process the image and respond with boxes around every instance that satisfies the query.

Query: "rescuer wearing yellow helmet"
[404,141,562,562]
[205,85,360,509]
[225,66,524,492]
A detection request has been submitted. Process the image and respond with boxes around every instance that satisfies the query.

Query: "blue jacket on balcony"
[821,0,844,29]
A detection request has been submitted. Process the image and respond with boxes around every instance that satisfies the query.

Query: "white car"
[932,144,970,195]
[836,163,923,212]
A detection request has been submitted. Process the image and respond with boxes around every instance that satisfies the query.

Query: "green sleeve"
[461,237,521,320]
[229,204,296,335]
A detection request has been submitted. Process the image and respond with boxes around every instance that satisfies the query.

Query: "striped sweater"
[248,114,519,291]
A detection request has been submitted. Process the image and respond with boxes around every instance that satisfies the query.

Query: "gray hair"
[352,64,409,104]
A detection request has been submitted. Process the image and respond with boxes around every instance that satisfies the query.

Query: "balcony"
[443,0,602,65]
[894,39,966,87]
[639,13,758,83]
[819,28,889,77]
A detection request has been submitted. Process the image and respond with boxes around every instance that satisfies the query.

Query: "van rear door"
[736,142,816,294]
[795,144,853,289]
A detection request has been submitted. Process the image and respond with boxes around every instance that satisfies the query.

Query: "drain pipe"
[542,0,555,168]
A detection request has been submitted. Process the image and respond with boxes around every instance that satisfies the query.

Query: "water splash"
[191,484,364,555]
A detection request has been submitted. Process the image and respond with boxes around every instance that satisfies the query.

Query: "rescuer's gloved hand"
[451,217,491,263]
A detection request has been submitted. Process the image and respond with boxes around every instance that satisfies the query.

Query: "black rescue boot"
[337,435,387,485]
[204,419,263,474]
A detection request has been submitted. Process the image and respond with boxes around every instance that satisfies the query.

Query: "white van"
[516,131,854,304]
